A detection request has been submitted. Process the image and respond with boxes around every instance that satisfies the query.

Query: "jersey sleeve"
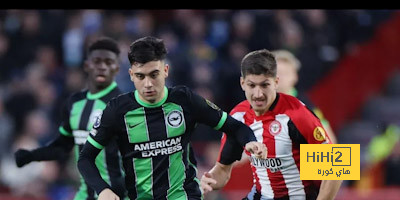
[87,100,118,149]
[291,103,332,144]
[217,110,247,165]
[187,89,227,130]
[217,132,244,165]
[58,97,73,137]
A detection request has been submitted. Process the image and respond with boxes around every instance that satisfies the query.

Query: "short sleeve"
[187,88,228,130]
[87,100,118,149]
[291,104,332,144]
[59,98,73,137]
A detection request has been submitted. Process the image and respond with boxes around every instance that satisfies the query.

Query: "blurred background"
[0,9,399,200]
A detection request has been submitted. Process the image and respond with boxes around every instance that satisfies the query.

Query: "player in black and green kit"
[78,36,267,200]
[14,37,126,200]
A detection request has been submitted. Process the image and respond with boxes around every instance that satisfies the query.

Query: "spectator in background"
[272,49,337,144]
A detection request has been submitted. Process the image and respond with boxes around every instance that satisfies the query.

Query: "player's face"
[84,50,119,89]
[241,74,278,116]
[129,60,169,104]
[276,60,298,94]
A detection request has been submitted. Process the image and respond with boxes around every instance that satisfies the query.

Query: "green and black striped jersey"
[86,85,233,200]
[59,82,126,200]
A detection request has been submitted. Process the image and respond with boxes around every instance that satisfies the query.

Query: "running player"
[200,49,342,200]
[14,37,127,200]
[77,36,267,200]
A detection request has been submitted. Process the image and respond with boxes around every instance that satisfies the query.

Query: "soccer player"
[14,37,127,200]
[200,49,342,200]
[272,49,337,144]
[77,36,267,200]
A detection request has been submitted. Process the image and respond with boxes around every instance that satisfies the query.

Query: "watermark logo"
[300,144,360,180]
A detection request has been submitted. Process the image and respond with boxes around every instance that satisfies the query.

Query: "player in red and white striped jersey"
[200,49,342,200]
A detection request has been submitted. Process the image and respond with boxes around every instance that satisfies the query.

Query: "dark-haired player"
[200,49,342,200]
[14,37,126,200]
[77,36,267,200]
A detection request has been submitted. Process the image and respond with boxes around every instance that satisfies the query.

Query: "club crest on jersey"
[269,120,282,136]
[167,110,183,128]
[313,126,326,141]
[93,112,103,129]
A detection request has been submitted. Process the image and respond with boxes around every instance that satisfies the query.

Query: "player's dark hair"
[241,49,277,78]
[88,37,120,56]
[128,36,167,65]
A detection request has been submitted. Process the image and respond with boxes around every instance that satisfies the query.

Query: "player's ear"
[128,67,134,82]
[164,64,169,78]
[275,76,279,90]
[240,76,245,91]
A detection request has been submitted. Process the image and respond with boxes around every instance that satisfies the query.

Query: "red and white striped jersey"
[218,93,331,200]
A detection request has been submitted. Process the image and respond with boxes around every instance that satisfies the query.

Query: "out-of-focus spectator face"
[136,11,154,37]
[84,49,120,89]
[24,110,50,138]
[36,46,58,71]
[232,11,254,40]
[66,68,86,93]
[229,40,248,63]
[276,59,298,94]
[303,9,326,28]
[22,10,40,36]
[0,33,9,56]
[187,15,207,41]
[192,62,213,85]
[280,19,303,50]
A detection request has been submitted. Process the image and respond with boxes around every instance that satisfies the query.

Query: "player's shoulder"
[168,85,196,101]
[69,89,88,103]
[107,92,132,107]
[278,92,306,109]
[230,100,251,115]
[169,85,191,95]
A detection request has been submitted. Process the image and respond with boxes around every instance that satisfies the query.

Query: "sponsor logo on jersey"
[313,126,326,141]
[269,120,282,136]
[73,130,90,145]
[134,136,182,157]
[167,110,183,128]
[206,99,221,111]
[250,156,283,173]
[89,129,97,137]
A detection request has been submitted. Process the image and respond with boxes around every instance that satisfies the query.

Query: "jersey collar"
[134,86,168,108]
[269,93,280,111]
[87,81,117,100]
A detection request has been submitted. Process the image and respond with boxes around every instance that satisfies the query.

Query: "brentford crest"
[269,120,282,136]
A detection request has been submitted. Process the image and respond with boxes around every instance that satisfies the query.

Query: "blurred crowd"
[0,10,397,200]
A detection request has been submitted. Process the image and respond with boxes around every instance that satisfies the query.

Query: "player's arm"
[189,90,265,156]
[317,180,342,200]
[293,103,341,199]
[14,100,74,167]
[201,128,256,193]
[14,133,74,167]
[201,162,233,193]
[77,102,118,198]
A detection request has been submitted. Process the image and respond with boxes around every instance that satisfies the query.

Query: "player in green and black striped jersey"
[14,37,127,200]
[78,36,267,200]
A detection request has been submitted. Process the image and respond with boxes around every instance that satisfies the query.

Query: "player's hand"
[98,188,119,200]
[14,149,34,167]
[245,141,267,159]
[200,172,217,195]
